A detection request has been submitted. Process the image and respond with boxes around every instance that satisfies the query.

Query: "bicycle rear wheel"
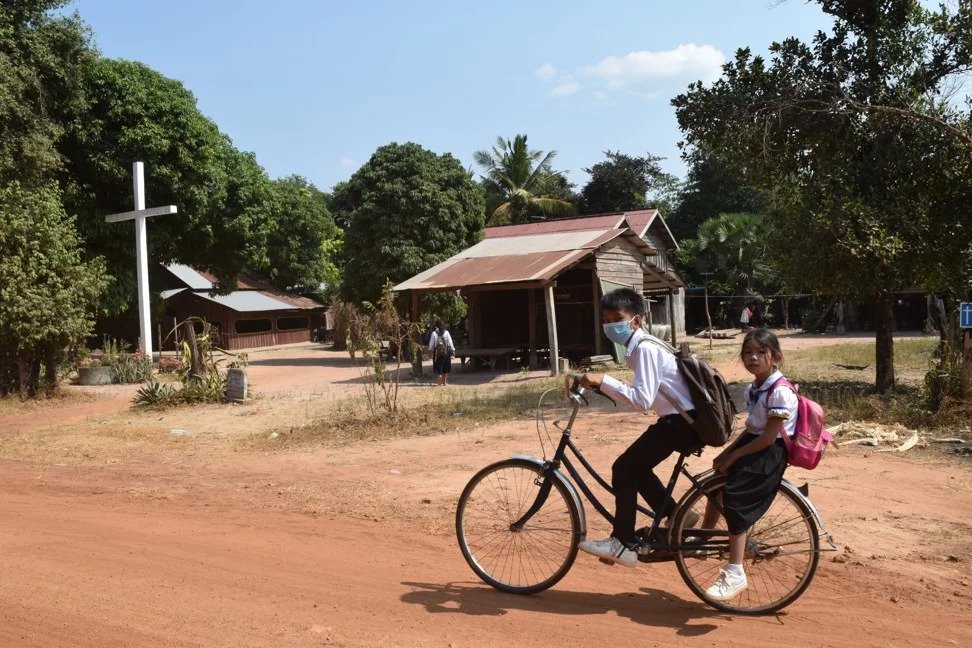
[672,475,820,614]
[456,458,580,594]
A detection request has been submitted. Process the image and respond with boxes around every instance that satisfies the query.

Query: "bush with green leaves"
[133,380,177,408]
[0,182,108,399]
[110,351,153,384]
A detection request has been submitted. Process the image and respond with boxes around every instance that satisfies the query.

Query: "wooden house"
[160,264,325,350]
[394,210,684,374]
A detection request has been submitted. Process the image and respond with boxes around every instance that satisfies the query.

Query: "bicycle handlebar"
[564,372,616,407]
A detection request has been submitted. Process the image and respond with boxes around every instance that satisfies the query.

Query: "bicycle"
[455,377,837,614]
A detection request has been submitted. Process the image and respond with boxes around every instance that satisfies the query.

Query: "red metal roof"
[483,214,626,238]
[394,228,658,292]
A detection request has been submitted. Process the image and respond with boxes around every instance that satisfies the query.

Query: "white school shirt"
[743,370,798,439]
[427,330,455,353]
[599,329,695,417]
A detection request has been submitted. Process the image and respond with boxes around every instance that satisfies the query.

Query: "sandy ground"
[0,334,969,647]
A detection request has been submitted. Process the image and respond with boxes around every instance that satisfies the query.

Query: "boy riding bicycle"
[577,288,702,567]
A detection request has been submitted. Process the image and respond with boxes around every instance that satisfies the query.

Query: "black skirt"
[723,433,788,535]
[432,354,452,375]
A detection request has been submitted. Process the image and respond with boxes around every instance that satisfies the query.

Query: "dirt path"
[0,408,968,647]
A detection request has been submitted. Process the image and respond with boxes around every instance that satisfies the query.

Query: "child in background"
[701,329,797,601]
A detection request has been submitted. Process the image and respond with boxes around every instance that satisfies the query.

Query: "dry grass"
[245,378,566,450]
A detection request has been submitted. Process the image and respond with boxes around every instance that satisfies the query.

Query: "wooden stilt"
[544,285,560,376]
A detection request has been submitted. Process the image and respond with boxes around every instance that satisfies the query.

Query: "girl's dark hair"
[740,328,783,366]
[434,318,444,332]
[600,287,646,317]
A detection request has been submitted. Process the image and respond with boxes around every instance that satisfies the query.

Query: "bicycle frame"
[511,393,730,552]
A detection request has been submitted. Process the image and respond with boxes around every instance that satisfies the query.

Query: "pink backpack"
[765,378,834,470]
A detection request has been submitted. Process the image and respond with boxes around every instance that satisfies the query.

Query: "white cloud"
[535,63,557,80]
[339,157,357,169]
[552,80,581,97]
[582,43,725,91]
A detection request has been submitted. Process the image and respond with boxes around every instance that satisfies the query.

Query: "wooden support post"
[544,284,560,376]
[668,289,677,346]
[528,289,538,369]
[962,329,972,399]
[592,272,602,355]
[704,284,713,350]
[411,291,423,377]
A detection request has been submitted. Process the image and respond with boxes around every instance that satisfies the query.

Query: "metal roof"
[483,214,626,238]
[186,290,306,313]
[395,228,660,292]
[165,263,213,290]
[482,209,680,250]
[621,209,679,250]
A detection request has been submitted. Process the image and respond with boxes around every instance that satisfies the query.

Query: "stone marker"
[226,367,248,401]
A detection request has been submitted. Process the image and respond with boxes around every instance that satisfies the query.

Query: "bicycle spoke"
[458,461,579,593]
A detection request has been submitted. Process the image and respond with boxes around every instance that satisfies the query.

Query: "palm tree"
[680,212,775,295]
[473,135,574,226]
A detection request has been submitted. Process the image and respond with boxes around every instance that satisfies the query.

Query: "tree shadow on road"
[400,581,723,636]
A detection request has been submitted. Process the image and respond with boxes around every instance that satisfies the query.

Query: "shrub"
[133,380,176,407]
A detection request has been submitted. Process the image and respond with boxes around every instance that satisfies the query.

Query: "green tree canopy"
[665,155,768,241]
[265,175,342,295]
[0,0,93,186]
[61,58,277,312]
[580,151,665,214]
[674,212,776,296]
[474,134,573,225]
[334,142,485,304]
[672,0,972,392]
[0,182,107,397]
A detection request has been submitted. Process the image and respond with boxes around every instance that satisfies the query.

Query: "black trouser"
[611,412,701,544]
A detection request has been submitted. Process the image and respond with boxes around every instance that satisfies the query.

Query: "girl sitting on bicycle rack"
[701,328,797,601]
[575,288,700,568]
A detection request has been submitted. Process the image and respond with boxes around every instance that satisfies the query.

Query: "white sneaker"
[577,537,638,568]
[705,568,748,601]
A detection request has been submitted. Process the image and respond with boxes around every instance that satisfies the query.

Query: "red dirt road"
[1,412,969,647]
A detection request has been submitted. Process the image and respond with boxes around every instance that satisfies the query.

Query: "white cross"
[105,162,178,359]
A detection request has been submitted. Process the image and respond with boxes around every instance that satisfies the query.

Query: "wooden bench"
[454,347,519,371]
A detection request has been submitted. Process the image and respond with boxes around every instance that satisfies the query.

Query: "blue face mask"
[602,318,635,346]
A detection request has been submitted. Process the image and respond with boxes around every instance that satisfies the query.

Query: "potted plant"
[77,356,113,385]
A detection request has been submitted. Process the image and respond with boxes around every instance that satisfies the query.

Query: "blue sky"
[68,1,833,192]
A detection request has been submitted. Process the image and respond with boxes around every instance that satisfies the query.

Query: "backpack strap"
[761,376,797,448]
[635,336,695,426]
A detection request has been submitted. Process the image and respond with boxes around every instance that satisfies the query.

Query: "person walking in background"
[428,319,455,386]
[740,304,753,331]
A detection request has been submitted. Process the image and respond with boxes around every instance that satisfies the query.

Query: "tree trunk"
[43,346,58,398]
[17,354,30,401]
[181,321,203,378]
[874,293,895,394]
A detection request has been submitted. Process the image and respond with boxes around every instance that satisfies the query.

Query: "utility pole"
[701,272,714,349]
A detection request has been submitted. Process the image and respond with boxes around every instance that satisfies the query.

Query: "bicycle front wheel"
[456,458,580,594]
[672,475,820,614]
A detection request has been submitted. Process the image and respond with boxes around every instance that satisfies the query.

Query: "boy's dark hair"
[600,287,646,317]
[741,328,783,366]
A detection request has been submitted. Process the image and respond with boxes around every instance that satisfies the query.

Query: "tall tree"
[334,142,485,304]
[474,135,573,225]
[580,151,664,214]
[673,0,972,393]
[61,58,276,313]
[0,182,107,398]
[666,155,768,241]
[0,0,93,186]
[674,212,776,296]
[265,175,342,295]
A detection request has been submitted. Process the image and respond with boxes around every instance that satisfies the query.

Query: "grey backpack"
[639,337,737,447]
